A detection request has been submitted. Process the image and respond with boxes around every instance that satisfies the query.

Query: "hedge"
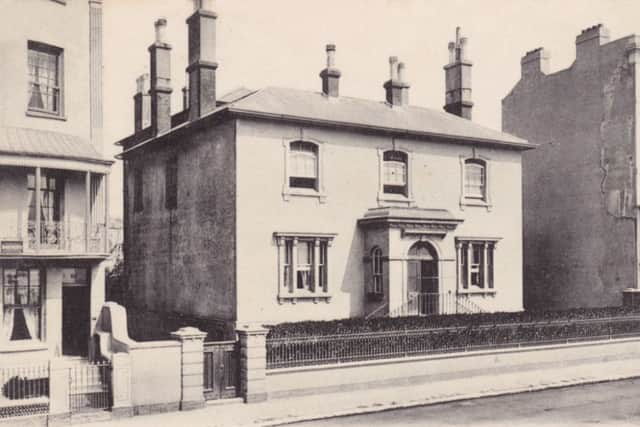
[266,306,640,339]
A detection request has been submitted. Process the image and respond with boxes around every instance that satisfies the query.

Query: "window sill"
[0,339,47,353]
[26,110,67,121]
[377,193,415,207]
[283,188,327,203]
[278,293,332,304]
[458,289,496,296]
[460,197,492,211]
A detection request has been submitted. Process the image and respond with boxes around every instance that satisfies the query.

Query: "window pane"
[28,44,60,114]
[465,162,486,198]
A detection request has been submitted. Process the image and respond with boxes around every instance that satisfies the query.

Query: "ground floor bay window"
[274,232,336,303]
[456,238,499,293]
[2,267,42,342]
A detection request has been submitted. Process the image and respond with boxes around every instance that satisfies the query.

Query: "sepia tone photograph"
[1,0,640,426]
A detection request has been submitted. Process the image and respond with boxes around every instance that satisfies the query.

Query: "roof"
[0,127,111,164]
[358,207,463,231]
[227,87,530,148]
[119,86,532,156]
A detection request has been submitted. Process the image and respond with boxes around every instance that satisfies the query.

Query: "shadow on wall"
[122,305,233,342]
[341,225,365,317]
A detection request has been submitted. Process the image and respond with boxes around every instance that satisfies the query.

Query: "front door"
[62,285,90,357]
[407,241,439,315]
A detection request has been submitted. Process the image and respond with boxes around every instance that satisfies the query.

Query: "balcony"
[0,166,109,258]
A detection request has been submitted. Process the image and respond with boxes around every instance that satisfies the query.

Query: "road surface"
[293,378,640,427]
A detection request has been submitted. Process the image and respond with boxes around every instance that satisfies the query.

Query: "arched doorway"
[407,241,439,315]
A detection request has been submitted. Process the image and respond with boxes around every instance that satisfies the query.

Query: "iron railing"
[390,292,485,317]
[266,315,640,369]
[0,363,49,418]
[21,220,107,253]
[68,360,111,413]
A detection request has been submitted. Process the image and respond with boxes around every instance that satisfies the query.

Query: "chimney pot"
[397,62,406,82]
[154,18,168,44]
[193,0,215,12]
[389,56,398,80]
[326,44,336,67]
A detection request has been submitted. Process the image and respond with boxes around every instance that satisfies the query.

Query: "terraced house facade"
[118,2,533,329]
[0,0,111,362]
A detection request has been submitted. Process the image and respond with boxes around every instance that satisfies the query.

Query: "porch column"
[466,242,473,288]
[291,238,298,297]
[85,171,91,252]
[313,239,320,293]
[483,242,489,289]
[104,174,110,253]
[455,242,462,293]
[34,167,41,252]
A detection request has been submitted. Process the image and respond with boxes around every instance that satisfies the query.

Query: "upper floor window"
[289,141,318,190]
[134,168,144,213]
[28,41,63,117]
[27,172,61,224]
[165,156,178,210]
[383,150,408,195]
[464,159,486,199]
[3,268,42,341]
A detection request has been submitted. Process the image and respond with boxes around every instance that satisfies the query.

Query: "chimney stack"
[576,24,610,65]
[186,0,218,120]
[133,73,151,133]
[444,27,473,120]
[320,44,341,97]
[383,56,410,107]
[149,18,172,136]
[521,47,549,79]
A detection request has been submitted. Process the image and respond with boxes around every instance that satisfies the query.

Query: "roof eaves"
[226,107,535,150]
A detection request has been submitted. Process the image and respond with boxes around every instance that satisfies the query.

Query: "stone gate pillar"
[48,358,70,426]
[171,326,207,410]
[237,326,268,403]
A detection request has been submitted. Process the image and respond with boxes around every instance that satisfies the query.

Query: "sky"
[103,0,640,219]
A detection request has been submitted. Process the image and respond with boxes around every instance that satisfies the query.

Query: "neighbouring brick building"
[0,0,112,361]
[503,24,640,309]
[118,2,533,329]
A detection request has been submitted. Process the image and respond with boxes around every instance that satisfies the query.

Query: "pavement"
[75,357,640,427]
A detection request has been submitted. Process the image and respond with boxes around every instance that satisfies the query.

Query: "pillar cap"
[171,326,207,340]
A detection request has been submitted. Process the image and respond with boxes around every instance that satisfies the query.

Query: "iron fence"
[0,363,49,418]
[266,315,640,369]
[68,360,111,413]
[390,292,485,317]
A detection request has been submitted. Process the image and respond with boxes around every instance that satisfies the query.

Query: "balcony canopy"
[0,127,112,170]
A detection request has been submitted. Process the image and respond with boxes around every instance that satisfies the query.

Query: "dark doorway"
[62,285,90,356]
[407,241,440,315]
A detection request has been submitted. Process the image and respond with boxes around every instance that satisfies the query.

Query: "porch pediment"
[357,207,463,237]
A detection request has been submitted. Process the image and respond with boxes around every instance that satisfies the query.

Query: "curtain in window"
[465,162,486,198]
[383,161,406,186]
[290,149,317,179]
[2,308,15,342]
[28,46,59,112]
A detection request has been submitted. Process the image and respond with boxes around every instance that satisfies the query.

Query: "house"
[502,24,640,309]
[117,2,532,330]
[0,0,112,362]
